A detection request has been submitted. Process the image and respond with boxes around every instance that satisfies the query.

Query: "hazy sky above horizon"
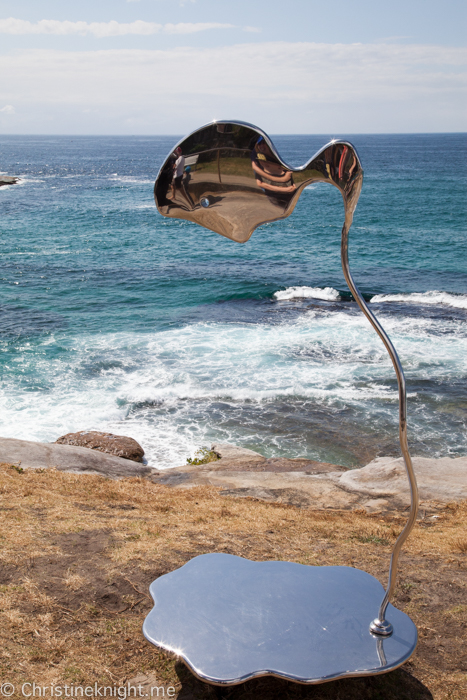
[0,0,466,135]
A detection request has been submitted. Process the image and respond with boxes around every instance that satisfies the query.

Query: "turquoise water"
[0,133,466,468]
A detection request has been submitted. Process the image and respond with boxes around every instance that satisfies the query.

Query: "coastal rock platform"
[0,438,465,512]
[0,436,151,479]
[150,443,467,513]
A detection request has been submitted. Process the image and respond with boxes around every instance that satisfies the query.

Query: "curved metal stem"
[340,220,419,635]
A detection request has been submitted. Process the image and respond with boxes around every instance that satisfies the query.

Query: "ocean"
[0,133,466,469]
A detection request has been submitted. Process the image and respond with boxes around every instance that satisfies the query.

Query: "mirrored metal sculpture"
[143,555,417,686]
[145,120,419,685]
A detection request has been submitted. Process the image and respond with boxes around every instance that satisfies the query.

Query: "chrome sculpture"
[145,120,419,685]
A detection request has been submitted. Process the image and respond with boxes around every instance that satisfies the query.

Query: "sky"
[0,0,466,134]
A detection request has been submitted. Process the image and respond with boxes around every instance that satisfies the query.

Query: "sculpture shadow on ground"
[175,662,433,700]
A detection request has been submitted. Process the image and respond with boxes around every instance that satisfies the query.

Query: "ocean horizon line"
[1,131,467,138]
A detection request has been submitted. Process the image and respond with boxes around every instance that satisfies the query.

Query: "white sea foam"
[109,175,154,185]
[370,290,467,310]
[274,286,341,301]
[2,304,465,469]
[0,176,33,188]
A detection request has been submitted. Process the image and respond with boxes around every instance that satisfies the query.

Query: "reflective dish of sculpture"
[154,120,362,243]
[143,553,417,686]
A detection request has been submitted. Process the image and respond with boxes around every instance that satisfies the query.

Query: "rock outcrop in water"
[55,430,145,463]
[0,176,19,187]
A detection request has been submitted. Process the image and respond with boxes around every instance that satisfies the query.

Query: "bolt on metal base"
[370,618,394,636]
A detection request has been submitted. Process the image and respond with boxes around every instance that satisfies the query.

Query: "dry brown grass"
[0,462,465,699]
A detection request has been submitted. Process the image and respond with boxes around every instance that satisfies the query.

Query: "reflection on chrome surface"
[154,120,363,243]
[143,554,418,686]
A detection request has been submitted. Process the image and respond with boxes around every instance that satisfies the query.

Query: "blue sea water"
[0,133,466,468]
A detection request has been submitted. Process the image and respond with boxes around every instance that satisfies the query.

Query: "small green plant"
[352,533,390,546]
[444,604,467,616]
[186,447,219,466]
[11,465,24,474]
[86,604,100,617]
[400,582,415,592]
[63,665,84,682]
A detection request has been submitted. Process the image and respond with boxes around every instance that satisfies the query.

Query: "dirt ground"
[0,463,465,699]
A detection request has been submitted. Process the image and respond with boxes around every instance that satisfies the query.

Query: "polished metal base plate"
[143,553,417,686]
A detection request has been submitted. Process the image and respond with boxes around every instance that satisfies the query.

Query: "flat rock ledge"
[1,438,465,512]
[149,444,467,513]
[0,437,151,479]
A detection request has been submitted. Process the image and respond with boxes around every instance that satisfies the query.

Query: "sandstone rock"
[2,434,465,513]
[150,450,467,513]
[211,443,265,462]
[55,430,144,463]
[209,443,345,474]
[0,437,151,479]
[335,455,467,505]
[161,468,357,509]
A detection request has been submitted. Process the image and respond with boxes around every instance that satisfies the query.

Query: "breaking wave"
[370,291,467,310]
[274,286,341,301]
